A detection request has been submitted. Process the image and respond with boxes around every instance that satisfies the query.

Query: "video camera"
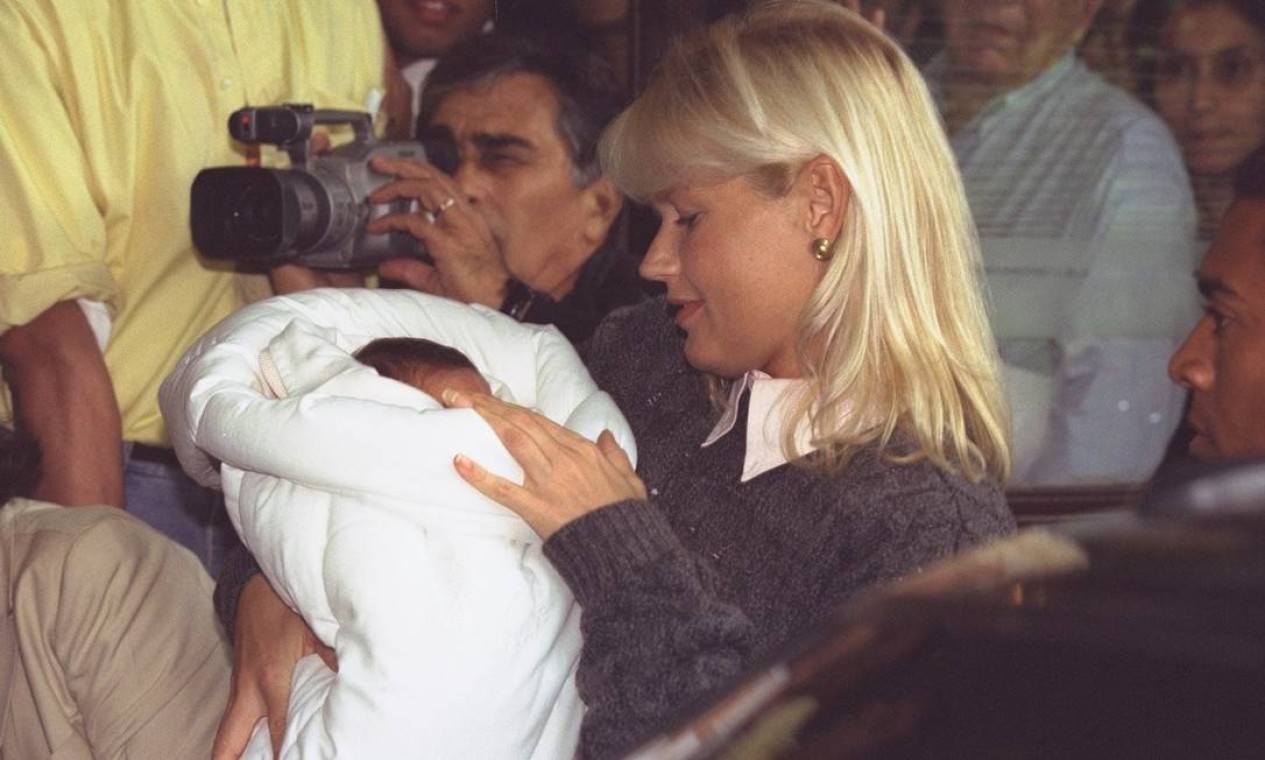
[190,104,456,269]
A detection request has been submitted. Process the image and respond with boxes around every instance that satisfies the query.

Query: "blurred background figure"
[927,0,1199,487]
[377,0,496,130]
[377,0,624,135]
[1081,0,1143,92]
[1132,0,1265,238]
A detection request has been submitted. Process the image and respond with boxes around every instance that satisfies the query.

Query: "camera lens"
[191,168,333,265]
[192,169,288,262]
[230,183,284,245]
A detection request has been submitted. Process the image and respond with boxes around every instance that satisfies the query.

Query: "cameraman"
[367,32,649,343]
[0,1,387,572]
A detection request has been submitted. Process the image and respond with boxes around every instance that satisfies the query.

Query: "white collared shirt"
[702,371,820,483]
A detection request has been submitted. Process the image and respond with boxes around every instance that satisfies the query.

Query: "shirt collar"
[702,371,819,482]
[926,51,1078,125]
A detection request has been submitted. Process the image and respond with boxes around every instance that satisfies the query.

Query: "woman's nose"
[637,224,681,282]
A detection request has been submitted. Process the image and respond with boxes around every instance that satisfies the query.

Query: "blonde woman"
[215,3,1014,759]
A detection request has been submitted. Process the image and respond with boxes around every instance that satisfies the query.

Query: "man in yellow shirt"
[0,1,386,571]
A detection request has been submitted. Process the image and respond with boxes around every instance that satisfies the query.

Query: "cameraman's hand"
[268,264,365,295]
[211,576,336,760]
[368,155,510,309]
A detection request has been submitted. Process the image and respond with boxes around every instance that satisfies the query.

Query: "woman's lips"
[670,300,702,327]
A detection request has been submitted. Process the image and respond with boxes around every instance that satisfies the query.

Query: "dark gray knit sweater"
[545,299,1015,759]
[214,298,1014,760]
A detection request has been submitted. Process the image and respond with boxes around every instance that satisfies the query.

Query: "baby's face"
[417,367,492,399]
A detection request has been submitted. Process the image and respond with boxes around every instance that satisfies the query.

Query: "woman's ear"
[799,155,849,242]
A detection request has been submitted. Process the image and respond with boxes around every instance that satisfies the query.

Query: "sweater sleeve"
[212,533,263,644]
[544,499,756,760]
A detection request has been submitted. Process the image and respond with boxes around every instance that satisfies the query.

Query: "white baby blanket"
[160,288,636,759]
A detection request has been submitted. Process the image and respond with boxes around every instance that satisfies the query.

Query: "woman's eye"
[675,212,701,229]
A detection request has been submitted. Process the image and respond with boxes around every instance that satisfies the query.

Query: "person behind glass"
[216,4,1015,756]
[1131,0,1265,239]
[366,33,646,344]
[354,336,492,398]
[1081,0,1143,92]
[1168,146,1265,461]
[930,0,1199,486]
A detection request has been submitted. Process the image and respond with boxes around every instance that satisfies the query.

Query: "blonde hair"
[600,0,1010,483]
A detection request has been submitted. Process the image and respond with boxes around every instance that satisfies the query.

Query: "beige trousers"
[0,499,231,759]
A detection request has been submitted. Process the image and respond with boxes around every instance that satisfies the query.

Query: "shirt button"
[220,78,234,90]
[1117,400,1131,412]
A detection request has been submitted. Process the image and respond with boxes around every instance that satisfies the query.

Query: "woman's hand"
[368,156,511,309]
[211,576,336,760]
[443,390,647,539]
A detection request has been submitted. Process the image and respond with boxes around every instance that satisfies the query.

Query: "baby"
[161,289,635,760]
[354,337,492,399]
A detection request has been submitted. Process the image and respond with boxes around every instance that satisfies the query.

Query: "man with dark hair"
[367,33,647,343]
[1168,146,1265,460]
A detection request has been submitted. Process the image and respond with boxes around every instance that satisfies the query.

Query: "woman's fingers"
[448,390,588,456]
[446,390,648,537]
[597,429,647,499]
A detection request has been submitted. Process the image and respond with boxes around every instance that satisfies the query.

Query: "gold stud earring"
[811,237,833,262]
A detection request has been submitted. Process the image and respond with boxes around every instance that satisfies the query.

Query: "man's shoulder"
[1052,59,1170,137]
[3,500,169,553]
[2,500,182,579]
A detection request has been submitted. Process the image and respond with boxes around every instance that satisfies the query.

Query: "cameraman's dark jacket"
[511,242,650,344]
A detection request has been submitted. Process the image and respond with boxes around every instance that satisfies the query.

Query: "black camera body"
[191,104,446,269]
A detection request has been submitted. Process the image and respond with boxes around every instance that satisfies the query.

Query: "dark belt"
[127,442,182,469]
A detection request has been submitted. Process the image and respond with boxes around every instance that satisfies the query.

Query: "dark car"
[625,461,1265,760]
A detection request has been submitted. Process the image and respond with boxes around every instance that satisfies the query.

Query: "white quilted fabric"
[159,288,636,759]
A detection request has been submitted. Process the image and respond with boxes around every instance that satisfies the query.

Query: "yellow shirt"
[0,0,386,444]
